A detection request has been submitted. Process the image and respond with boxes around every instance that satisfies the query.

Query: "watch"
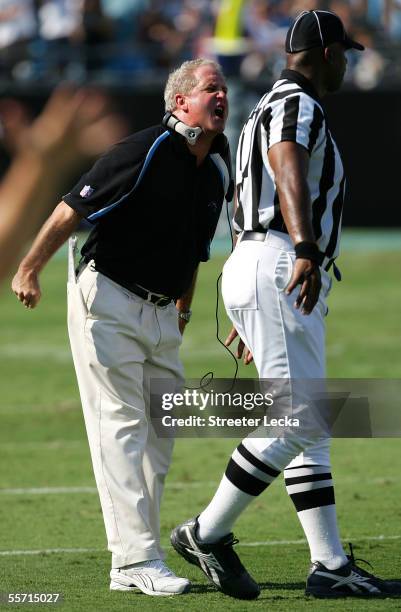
[178,309,192,323]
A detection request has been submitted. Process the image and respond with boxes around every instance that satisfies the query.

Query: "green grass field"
[1,236,401,611]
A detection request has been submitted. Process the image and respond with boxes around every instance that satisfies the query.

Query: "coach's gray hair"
[164,58,223,112]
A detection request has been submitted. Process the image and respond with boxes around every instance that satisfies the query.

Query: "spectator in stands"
[37,0,82,79]
[289,0,321,16]
[100,0,150,73]
[79,0,114,72]
[0,0,37,79]
[101,0,147,39]
[388,0,401,38]
[239,0,286,80]
[0,0,397,88]
[244,0,287,53]
[268,0,293,28]
[137,6,188,68]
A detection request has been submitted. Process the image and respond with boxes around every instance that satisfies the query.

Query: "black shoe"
[306,544,401,598]
[170,517,260,600]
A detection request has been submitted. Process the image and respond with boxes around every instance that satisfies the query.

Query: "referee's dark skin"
[271,43,346,315]
[228,42,348,364]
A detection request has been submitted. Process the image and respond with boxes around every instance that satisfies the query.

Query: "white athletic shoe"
[110,559,191,596]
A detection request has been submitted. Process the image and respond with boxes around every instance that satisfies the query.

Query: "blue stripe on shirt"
[88,130,170,222]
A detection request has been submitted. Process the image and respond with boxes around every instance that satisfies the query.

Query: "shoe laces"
[224,535,239,547]
[348,542,373,572]
[215,534,245,573]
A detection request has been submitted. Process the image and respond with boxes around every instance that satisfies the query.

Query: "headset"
[184,195,239,394]
[162,111,240,391]
[214,200,239,392]
[162,112,203,145]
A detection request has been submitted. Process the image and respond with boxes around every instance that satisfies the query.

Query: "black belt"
[121,282,173,307]
[241,230,340,277]
[76,259,173,307]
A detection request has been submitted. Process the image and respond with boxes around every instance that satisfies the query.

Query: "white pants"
[222,230,333,470]
[67,249,183,568]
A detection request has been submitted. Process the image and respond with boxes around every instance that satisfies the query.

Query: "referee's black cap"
[286,10,365,53]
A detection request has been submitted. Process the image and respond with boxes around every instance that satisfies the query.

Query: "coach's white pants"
[222,230,333,470]
[67,256,183,568]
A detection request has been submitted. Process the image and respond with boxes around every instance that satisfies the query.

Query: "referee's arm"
[268,141,321,315]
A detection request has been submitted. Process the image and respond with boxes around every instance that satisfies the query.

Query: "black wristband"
[294,241,322,265]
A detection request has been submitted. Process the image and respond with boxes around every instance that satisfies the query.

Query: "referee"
[172,11,401,600]
[12,59,232,597]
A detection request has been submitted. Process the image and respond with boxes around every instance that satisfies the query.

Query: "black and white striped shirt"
[234,69,345,266]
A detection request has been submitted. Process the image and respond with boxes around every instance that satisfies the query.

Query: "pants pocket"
[222,246,259,310]
[274,250,293,291]
[78,266,99,311]
[319,270,332,317]
[321,270,332,299]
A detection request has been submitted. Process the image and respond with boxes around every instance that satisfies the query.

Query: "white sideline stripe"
[0,483,219,495]
[240,535,401,547]
[0,487,98,495]
[0,342,223,361]
[1,535,401,557]
[0,548,102,556]
[1,474,401,496]
[0,440,85,450]
[0,344,71,362]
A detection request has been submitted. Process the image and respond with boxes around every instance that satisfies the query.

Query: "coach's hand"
[178,318,187,335]
[286,258,321,315]
[225,326,253,365]
[12,268,41,309]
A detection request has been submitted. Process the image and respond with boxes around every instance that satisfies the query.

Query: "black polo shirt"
[63,124,233,299]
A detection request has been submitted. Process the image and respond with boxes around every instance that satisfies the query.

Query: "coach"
[12,58,232,596]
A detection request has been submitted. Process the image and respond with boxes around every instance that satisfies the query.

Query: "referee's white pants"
[67,259,183,568]
[222,230,333,471]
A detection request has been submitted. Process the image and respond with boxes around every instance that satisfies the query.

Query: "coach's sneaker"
[306,549,401,598]
[170,516,260,600]
[110,559,191,596]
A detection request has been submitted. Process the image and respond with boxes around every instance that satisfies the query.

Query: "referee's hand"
[225,326,253,365]
[285,258,321,315]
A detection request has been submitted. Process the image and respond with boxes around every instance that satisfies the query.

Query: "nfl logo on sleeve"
[80,185,94,198]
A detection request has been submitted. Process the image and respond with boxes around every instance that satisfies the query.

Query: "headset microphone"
[162,112,203,145]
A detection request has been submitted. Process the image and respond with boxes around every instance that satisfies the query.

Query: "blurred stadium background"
[0,0,401,227]
[0,1,400,610]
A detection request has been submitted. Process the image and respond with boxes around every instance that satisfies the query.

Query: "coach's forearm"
[0,152,58,281]
[18,201,82,274]
[176,267,198,313]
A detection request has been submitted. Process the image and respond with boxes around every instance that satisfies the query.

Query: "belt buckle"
[154,295,168,307]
